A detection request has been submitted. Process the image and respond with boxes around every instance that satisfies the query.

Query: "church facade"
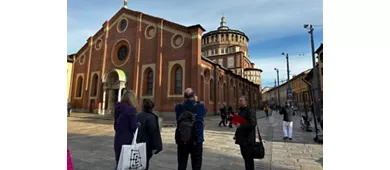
[68,6,262,118]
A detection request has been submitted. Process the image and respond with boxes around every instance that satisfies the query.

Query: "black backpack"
[176,103,197,144]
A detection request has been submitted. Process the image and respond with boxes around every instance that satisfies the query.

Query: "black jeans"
[240,144,254,170]
[177,143,203,170]
[219,116,226,126]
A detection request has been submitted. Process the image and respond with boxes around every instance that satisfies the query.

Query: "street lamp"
[304,24,322,143]
[282,52,291,106]
[274,68,280,106]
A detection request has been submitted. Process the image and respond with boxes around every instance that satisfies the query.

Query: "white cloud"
[67,0,323,53]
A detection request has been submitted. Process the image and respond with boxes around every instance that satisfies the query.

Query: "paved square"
[68,111,322,170]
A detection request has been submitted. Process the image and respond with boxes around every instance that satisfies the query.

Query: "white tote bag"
[117,128,147,170]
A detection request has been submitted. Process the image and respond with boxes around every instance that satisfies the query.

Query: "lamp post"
[274,68,280,106]
[304,24,322,143]
[282,53,291,106]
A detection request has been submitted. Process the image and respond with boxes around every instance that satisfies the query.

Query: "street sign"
[287,88,292,95]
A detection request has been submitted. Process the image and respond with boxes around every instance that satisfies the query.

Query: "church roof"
[202,16,249,41]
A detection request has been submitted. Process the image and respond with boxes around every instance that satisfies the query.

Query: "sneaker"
[283,137,288,140]
[289,138,292,140]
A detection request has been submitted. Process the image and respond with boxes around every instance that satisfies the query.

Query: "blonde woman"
[114,90,138,168]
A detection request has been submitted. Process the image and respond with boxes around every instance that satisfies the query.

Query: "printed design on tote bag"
[129,149,142,169]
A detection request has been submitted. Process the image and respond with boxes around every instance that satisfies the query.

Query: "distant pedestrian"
[219,104,227,127]
[234,96,257,170]
[280,103,293,141]
[113,90,138,169]
[175,88,207,170]
[136,99,163,170]
[264,105,269,117]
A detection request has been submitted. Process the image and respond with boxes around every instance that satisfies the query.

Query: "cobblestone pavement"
[67,110,322,170]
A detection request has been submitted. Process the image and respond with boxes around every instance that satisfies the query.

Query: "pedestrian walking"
[234,96,257,170]
[219,104,227,127]
[136,99,163,170]
[280,103,293,140]
[175,88,207,170]
[113,90,138,169]
[264,105,269,117]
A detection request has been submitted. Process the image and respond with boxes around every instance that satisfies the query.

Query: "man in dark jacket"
[175,88,207,170]
[136,99,163,170]
[234,96,257,170]
[280,103,293,140]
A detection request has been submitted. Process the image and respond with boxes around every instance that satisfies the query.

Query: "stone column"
[101,88,107,115]
[118,87,123,102]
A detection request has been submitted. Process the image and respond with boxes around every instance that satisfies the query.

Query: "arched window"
[143,69,154,96]
[76,76,83,97]
[171,65,182,95]
[147,70,153,95]
[91,74,99,97]
[210,79,214,102]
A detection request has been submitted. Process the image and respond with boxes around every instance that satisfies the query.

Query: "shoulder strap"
[256,125,263,142]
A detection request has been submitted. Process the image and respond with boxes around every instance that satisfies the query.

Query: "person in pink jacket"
[67,148,74,170]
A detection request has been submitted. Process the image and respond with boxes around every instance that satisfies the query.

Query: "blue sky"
[68,0,323,88]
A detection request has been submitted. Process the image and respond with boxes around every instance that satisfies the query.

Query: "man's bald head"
[184,88,195,99]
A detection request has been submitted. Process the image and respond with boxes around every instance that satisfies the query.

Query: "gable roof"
[73,7,206,56]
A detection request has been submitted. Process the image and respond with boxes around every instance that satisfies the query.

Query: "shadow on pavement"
[67,133,293,170]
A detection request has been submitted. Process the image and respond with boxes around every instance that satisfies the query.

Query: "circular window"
[79,55,85,65]
[95,39,102,50]
[117,18,128,33]
[171,34,184,48]
[117,45,128,61]
[111,39,131,67]
[144,25,156,39]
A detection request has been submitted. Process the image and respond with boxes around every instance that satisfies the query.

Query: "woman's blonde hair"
[120,90,139,112]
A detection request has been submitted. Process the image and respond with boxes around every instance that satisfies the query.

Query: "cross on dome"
[218,16,229,30]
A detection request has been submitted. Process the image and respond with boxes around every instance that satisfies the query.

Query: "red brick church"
[68,2,262,118]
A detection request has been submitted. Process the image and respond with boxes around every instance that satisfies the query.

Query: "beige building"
[262,69,312,109]
[290,69,311,109]
[263,43,323,109]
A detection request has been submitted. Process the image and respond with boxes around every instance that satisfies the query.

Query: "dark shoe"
[289,138,292,141]
[283,137,288,140]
